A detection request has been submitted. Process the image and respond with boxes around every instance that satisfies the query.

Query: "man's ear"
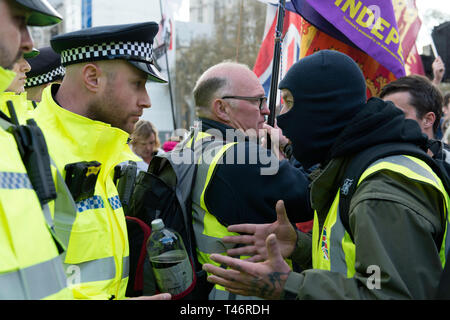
[82,63,102,93]
[212,98,230,123]
[422,111,436,130]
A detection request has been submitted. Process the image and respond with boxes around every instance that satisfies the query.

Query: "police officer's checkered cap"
[25,66,65,88]
[60,41,153,66]
[50,22,166,83]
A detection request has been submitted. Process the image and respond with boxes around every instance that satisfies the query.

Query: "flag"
[153,0,176,77]
[253,1,421,99]
[392,0,424,76]
[289,0,406,79]
[405,44,425,75]
[299,19,396,97]
[393,0,421,61]
[253,3,303,106]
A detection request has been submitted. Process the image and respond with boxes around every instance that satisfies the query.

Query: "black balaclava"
[277,50,367,169]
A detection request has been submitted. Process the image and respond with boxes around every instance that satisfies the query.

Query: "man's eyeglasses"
[221,95,268,111]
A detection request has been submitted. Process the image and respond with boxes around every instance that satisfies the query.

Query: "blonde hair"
[130,120,161,149]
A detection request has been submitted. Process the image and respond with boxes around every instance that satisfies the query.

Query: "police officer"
[31,22,170,300]
[24,46,65,103]
[0,0,73,300]
[0,56,31,124]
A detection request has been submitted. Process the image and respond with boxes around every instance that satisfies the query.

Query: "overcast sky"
[416,0,450,53]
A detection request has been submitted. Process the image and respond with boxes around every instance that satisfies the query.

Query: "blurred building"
[28,0,178,142]
[29,0,81,48]
[190,0,237,24]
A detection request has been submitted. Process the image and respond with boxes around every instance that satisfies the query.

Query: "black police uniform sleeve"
[204,142,312,226]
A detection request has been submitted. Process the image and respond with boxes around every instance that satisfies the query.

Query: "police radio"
[64,161,101,202]
[6,100,57,205]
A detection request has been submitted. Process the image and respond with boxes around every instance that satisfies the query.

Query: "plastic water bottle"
[147,219,193,295]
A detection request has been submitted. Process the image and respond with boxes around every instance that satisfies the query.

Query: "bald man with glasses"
[188,61,312,300]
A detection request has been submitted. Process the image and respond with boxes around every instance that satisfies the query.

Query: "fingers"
[207,274,241,290]
[203,262,258,297]
[203,262,248,291]
[222,234,254,245]
[266,234,292,274]
[227,223,256,234]
[206,274,255,297]
[208,253,258,276]
[227,248,264,263]
[276,200,290,225]
[243,255,264,263]
[226,245,257,257]
[203,262,243,280]
[266,233,282,262]
[208,253,245,271]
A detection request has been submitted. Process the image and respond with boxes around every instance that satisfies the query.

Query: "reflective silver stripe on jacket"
[65,256,115,283]
[0,255,67,300]
[329,206,349,275]
[64,255,129,283]
[122,256,129,279]
[369,155,439,185]
[52,159,77,248]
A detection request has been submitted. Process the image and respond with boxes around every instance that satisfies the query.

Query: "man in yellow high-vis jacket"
[31,22,170,300]
[190,62,312,300]
[203,50,449,300]
[0,0,74,300]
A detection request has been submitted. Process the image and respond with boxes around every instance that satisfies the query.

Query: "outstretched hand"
[223,200,297,262]
[203,233,291,300]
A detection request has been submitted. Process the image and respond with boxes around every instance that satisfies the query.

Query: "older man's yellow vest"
[189,132,289,300]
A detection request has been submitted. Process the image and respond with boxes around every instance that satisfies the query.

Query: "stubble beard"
[87,90,132,133]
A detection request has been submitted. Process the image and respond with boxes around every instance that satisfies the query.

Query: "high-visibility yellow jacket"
[0,67,73,300]
[0,91,34,124]
[312,155,448,274]
[190,131,291,300]
[32,84,140,300]
[283,154,448,299]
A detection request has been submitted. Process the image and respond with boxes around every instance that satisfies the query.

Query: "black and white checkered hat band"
[25,66,66,88]
[60,41,153,66]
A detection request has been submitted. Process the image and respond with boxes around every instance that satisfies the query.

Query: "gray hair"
[193,61,252,117]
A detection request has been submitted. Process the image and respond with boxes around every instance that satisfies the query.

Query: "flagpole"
[159,0,177,131]
[266,0,286,150]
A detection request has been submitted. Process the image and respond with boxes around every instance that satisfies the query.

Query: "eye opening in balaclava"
[276,50,367,169]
